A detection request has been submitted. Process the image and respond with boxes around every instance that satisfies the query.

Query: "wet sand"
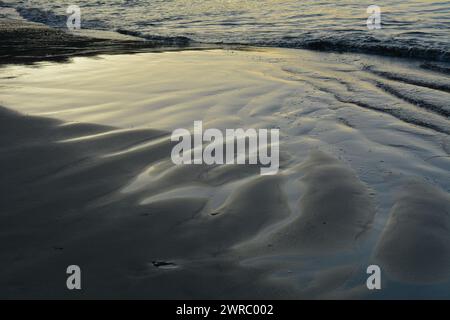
[1,19,450,299]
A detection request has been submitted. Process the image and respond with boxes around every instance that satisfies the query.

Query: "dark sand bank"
[0,18,219,66]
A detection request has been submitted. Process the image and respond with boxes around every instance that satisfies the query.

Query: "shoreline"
[2,17,450,69]
[0,18,229,66]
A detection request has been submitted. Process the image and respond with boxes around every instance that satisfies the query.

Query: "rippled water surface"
[2,0,450,59]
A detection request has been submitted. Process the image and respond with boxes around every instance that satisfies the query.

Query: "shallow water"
[2,0,450,60]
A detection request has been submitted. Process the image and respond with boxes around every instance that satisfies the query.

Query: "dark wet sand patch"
[268,151,375,254]
[375,181,450,284]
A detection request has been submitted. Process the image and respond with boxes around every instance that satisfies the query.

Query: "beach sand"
[1,24,450,298]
